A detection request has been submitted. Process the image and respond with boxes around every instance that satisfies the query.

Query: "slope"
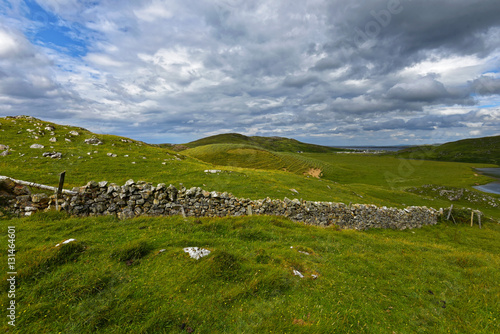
[178,133,346,153]
[183,143,329,177]
[393,135,500,165]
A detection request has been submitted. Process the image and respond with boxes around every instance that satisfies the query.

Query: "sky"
[0,0,499,146]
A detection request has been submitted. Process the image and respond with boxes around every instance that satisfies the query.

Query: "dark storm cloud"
[471,76,500,96]
[322,0,500,72]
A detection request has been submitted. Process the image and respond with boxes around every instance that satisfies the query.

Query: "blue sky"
[0,0,499,145]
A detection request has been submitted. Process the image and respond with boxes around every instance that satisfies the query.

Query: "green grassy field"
[1,116,500,333]
[1,212,499,333]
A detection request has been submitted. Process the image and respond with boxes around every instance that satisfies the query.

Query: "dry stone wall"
[3,178,440,230]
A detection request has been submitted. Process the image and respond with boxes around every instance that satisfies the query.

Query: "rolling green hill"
[393,135,500,165]
[177,133,347,153]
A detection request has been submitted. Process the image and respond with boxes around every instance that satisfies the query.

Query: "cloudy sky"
[1,0,499,145]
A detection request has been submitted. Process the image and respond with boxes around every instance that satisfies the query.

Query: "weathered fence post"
[55,171,66,211]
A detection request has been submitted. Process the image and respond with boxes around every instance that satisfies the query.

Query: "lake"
[473,168,500,195]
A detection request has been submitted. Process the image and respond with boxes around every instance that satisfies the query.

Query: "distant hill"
[177,133,346,153]
[393,135,500,165]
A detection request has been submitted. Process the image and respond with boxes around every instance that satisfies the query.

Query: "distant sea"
[335,146,412,152]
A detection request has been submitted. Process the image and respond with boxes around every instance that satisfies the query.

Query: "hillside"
[177,133,346,153]
[393,135,500,165]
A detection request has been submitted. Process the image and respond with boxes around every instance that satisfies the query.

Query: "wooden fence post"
[55,171,66,211]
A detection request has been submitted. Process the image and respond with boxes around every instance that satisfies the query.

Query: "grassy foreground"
[1,212,499,333]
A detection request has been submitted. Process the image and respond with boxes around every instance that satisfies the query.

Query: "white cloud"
[85,53,127,68]
[134,0,174,22]
[0,29,20,57]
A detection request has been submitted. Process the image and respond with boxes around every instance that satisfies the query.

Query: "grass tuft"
[209,250,244,281]
[13,240,86,284]
[110,239,152,263]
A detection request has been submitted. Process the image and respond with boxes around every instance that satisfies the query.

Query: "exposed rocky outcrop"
[3,179,440,230]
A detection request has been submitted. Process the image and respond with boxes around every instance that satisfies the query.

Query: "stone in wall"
[2,179,440,230]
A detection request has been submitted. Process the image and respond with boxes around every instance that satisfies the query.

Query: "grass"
[183,143,320,176]
[176,133,346,153]
[392,135,500,165]
[1,212,499,333]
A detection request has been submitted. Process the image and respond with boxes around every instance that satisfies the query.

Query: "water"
[336,146,411,152]
[475,168,500,178]
[473,183,500,195]
[473,168,500,195]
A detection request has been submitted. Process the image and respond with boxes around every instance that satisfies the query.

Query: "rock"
[86,181,99,188]
[0,178,16,200]
[85,137,103,145]
[0,150,11,157]
[183,247,211,260]
[42,152,62,159]
[0,144,8,150]
[45,126,55,131]
[125,179,135,187]
[13,185,30,196]
[107,153,117,157]
[69,131,79,136]
[55,239,76,247]
[65,138,72,142]
[1,177,439,230]
[49,137,57,142]
[31,193,48,204]
[205,169,221,174]
[0,178,29,198]
[30,144,44,149]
